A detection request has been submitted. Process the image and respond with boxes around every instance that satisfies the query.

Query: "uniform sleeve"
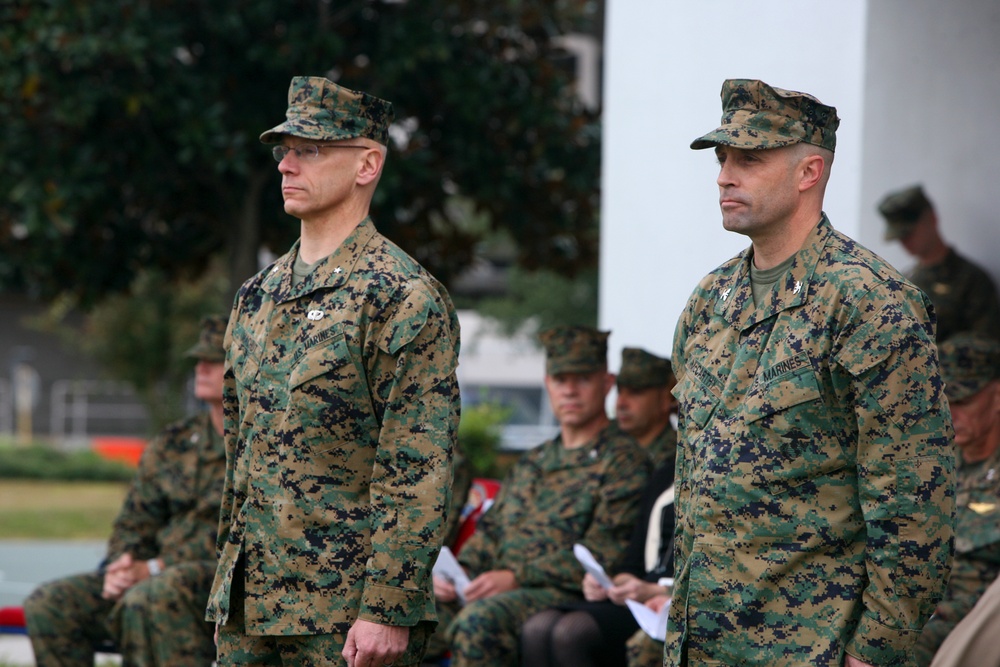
[668,289,698,616]
[358,287,461,626]
[834,285,957,664]
[106,434,171,561]
[514,446,650,591]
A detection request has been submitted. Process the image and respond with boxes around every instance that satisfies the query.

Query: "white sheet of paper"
[626,598,671,641]
[573,543,614,589]
[432,546,470,604]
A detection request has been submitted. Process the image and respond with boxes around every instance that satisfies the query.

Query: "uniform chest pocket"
[674,367,722,430]
[288,324,355,390]
[743,364,847,494]
[744,358,822,428]
[231,322,263,391]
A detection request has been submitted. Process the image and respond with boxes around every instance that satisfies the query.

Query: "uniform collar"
[261,217,379,303]
[714,213,833,332]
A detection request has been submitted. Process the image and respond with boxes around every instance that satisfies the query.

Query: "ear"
[603,372,616,395]
[797,153,825,193]
[356,147,385,186]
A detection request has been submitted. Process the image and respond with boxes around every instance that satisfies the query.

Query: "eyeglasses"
[272,143,368,162]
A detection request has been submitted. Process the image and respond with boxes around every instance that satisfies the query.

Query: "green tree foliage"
[0,0,602,308]
[476,265,598,336]
[457,401,511,478]
[31,258,230,429]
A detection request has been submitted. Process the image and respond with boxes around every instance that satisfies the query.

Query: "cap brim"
[945,380,986,403]
[260,119,362,144]
[690,124,802,151]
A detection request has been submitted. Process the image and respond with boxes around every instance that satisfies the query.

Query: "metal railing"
[49,380,149,441]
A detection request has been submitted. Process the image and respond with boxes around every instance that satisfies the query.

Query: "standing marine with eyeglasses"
[205,76,462,667]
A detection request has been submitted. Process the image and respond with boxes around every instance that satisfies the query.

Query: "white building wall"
[600,0,864,368]
[600,0,1000,370]
[856,0,1000,283]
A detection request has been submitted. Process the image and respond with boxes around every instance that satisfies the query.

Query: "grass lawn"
[0,480,127,540]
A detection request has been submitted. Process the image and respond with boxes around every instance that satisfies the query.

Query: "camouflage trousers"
[625,629,664,667]
[23,562,217,667]
[431,588,577,667]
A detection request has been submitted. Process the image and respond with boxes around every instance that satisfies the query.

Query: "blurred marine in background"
[24,314,229,667]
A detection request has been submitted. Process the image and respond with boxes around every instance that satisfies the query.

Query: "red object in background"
[452,478,501,555]
[90,436,147,467]
[0,606,27,633]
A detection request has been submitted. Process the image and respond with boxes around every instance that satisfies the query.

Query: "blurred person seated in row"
[521,347,678,667]
[24,315,229,667]
[911,334,1000,666]
[878,184,1000,343]
[427,326,650,667]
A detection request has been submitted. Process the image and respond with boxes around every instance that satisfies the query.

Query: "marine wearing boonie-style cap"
[539,325,610,375]
[259,76,394,145]
[617,347,674,389]
[184,314,229,362]
[878,184,934,241]
[938,333,1000,402]
[690,78,840,152]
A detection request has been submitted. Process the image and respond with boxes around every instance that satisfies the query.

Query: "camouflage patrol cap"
[878,184,934,241]
[539,325,610,376]
[185,315,229,363]
[617,347,675,389]
[938,333,1000,402]
[691,79,840,152]
[260,76,394,145]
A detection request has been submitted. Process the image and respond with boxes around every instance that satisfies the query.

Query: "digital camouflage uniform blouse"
[907,248,1000,344]
[206,217,461,636]
[458,425,650,591]
[668,215,956,667]
[107,411,226,567]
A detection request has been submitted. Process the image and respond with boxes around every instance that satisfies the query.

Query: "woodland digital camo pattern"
[206,217,461,639]
[878,184,933,241]
[625,628,665,667]
[25,412,225,666]
[442,425,650,667]
[907,249,1000,344]
[259,75,394,145]
[690,78,840,152]
[910,335,1000,666]
[184,314,228,362]
[617,347,674,390]
[911,445,1000,667]
[668,215,956,667]
[538,325,610,376]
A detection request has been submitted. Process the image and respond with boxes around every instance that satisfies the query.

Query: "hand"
[645,593,671,613]
[433,575,457,603]
[582,572,609,601]
[101,553,141,600]
[844,655,874,667]
[342,619,408,667]
[607,574,663,605]
[464,570,517,602]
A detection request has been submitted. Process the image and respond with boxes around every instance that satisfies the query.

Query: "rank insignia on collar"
[334,267,342,274]
[793,281,802,294]
[721,288,732,302]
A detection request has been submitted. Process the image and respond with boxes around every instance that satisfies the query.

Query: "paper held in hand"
[574,542,670,640]
[573,543,614,589]
[432,546,470,605]
[625,598,671,641]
